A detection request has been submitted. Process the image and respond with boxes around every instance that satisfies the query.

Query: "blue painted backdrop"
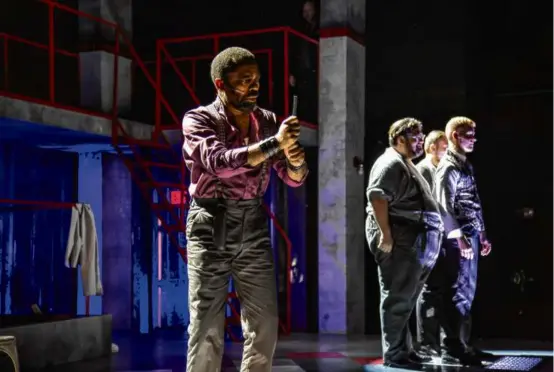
[0,136,307,335]
[0,141,78,315]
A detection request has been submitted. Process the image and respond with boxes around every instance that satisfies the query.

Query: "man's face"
[403,127,425,159]
[218,63,260,113]
[303,2,315,23]
[455,127,477,153]
[434,138,448,160]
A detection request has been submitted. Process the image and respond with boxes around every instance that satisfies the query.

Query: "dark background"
[3,0,553,340]
[363,0,553,340]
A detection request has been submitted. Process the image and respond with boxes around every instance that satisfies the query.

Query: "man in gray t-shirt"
[365,118,443,369]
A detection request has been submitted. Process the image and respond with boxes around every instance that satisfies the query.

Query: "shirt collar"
[448,148,467,164]
[213,96,261,116]
[424,155,437,168]
[387,147,406,161]
[212,97,262,141]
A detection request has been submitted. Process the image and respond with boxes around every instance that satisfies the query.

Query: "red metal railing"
[154,27,317,336]
[154,26,319,137]
[1,0,190,328]
[2,1,302,337]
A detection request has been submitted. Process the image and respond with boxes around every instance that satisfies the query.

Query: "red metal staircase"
[21,0,311,337]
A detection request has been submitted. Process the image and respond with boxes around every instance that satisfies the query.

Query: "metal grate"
[486,356,543,371]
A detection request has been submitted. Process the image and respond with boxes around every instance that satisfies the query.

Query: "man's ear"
[452,131,459,143]
[397,136,405,146]
[214,78,225,91]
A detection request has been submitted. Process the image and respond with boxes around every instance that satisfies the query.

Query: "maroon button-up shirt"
[182,98,307,200]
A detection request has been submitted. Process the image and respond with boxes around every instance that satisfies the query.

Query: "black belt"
[193,197,262,209]
[191,198,263,250]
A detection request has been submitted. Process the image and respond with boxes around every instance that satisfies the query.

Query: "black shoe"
[383,358,422,370]
[409,350,433,364]
[467,346,495,359]
[417,345,440,358]
[441,350,482,367]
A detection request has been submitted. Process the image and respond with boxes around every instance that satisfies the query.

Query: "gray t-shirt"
[366,148,442,230]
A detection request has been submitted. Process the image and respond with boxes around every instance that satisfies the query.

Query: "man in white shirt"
[416,130,448,190]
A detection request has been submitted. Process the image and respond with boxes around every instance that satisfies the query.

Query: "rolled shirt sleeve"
[366,158,405,203]
[273,156,308,187]
[182,110,252,179]
[267,112,308,188]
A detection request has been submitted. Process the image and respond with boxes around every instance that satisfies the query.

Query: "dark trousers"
[366,217,441,363]
[416,245,446,351]
[186,198,278,372]
[417,230,479,354]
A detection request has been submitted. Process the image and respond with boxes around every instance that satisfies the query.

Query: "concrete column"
[318,0,366,334]
[78,0,133,116]
[102,153,132,330]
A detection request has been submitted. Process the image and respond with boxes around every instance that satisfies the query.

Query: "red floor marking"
[353,357,383,365]
[286,351,346,359]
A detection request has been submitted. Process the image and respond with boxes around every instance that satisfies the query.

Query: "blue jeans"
[441,228,480,352]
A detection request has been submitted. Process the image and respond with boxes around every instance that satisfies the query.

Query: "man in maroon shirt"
[182,47,308,372]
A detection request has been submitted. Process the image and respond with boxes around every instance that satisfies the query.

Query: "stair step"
[163,224,185,233]
[142,161,181,170]
[139,182,187,190]
[127,139,172,149]
[151,203,189,210]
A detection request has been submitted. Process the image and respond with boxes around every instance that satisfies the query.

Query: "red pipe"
[262,204,292,335]
[39,0,118,27]
[0,199,76,208]
[160,45,200,106]
[118,33,181,126]
[162,26,287,44]
[287,27,319,45]
[0,33,78,57]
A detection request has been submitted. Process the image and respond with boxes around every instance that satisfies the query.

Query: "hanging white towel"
[65,203,103,296]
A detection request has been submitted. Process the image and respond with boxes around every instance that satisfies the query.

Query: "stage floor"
[35,333,553,372]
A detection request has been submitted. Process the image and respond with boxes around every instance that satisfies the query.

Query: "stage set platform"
[28,332,553,372]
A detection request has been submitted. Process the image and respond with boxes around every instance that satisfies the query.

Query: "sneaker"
[409,350,433,364]
[467,346,495,359]
[441,350,482,367]
[417,345,440,358]
[383,358,422,370]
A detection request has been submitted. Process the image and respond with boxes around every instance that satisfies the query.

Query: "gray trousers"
[366,216,441,363]
[186,198,278,372]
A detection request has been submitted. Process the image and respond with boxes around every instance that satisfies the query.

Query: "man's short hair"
[388,118,423,147]
[424,130,446,154]
[445,116,476,142]
[210,47,257,85]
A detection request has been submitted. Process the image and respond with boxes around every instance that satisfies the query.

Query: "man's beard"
[411,146,424,159]
[234,99,256,112]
